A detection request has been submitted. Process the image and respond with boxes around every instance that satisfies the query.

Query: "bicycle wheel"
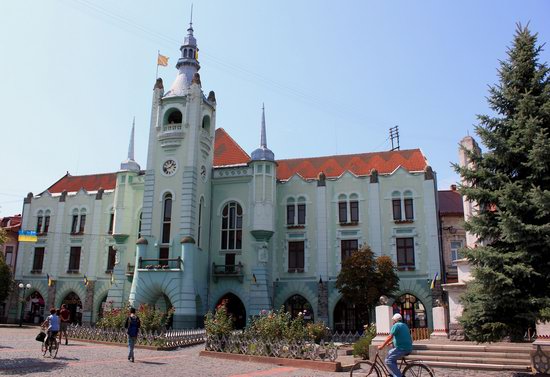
[49,339,59,358]
[402,362,435,377]
[350,360,382,377]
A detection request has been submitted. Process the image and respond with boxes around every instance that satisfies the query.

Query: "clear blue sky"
[1,0,549,216]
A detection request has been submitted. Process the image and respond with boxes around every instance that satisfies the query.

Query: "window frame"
[221,201,243,251]
[68,246,81,272]
[288,241,305,272]
[32,247,45,272]
[396,237,415,270]
[341,239,359,262]
[106,246,116,272]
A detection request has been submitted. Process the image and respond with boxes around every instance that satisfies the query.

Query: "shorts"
[60,322,68,331]
[47,330,59,338]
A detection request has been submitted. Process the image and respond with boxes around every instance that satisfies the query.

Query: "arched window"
[221,201,242,250]
[36,210,43,233]
[165,109,183,125]
[338,194,359,224]
[284,294,313,321]
[183,49,188,58]
[202,115,211,131]
[161,193,172,244]
[43,210,51,234]
[198,197,203,248]
[392,294,427,328]
[392,191,414,221]
[71,208,86,234]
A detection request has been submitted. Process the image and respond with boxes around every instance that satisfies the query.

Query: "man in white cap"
[377,313,413,377]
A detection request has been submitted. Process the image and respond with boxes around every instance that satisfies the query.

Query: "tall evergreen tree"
[0,228,13,303]
[456,24,550,342]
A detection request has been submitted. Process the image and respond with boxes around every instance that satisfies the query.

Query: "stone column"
[82,280,95,325]
[430,305,448,338]
[370,303,393,360]
[317,278,328,325]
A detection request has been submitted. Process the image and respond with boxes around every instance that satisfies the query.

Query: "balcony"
[138,257,183,270]
[157,123,184,148]
[212,262,244,283]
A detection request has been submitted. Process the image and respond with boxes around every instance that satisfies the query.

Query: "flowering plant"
[204,299,234,337]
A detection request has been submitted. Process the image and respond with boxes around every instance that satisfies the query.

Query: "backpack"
[127,316,140,337]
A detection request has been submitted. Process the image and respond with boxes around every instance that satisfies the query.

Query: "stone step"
[419,360,531,372]
[410,349,531,359]
[407,354,530,366]
[413,343,531,353]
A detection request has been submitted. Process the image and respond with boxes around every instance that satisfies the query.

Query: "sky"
[1,0,549,217]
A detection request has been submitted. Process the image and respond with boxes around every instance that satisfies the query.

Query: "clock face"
[162,159,177,176]
[200,165,207,181]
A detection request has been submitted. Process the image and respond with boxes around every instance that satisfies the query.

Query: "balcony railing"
[138,257,183,270]
[212,262,244,283]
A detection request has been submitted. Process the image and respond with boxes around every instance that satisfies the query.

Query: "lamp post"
[18,283,31,327]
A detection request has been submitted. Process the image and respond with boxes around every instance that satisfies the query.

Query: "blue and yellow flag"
[18,230,37,243]
[47,273,53,287]
[430,272,439,289]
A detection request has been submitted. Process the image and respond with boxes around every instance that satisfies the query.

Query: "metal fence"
[205,334,339,362]
[67,325,205,349]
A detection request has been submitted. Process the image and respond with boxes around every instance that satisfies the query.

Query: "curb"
[199,350,342,372]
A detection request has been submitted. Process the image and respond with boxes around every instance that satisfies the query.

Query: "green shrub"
[539,307,550,322]
[204,299,234,337]
[307,321,330,343]
[96,301,173,332]
[353,323,376,359]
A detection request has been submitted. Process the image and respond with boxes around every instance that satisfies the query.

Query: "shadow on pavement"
[0,358,66,375]
[138,361,167,365]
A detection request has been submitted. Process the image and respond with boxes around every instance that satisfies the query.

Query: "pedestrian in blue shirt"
[124,307,141,362]
[378,313,413,377]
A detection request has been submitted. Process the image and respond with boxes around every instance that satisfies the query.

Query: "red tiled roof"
[46,173,117,194]
[213,128,250,166]
[276,149,427,181]
[438,190,464,215]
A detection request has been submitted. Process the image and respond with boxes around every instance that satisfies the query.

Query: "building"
[438,186,466,283]
[0,215,21,322]
[11,21,442,330]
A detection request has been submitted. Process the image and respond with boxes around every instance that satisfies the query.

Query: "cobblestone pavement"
[0,327,527,376]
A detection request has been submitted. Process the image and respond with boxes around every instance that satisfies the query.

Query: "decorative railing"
[67,325,205,349]
[212,262,244,282]
[410,327,430,341]
[327,331,363,344]
[205,333,338,362]
[138,257,183,270]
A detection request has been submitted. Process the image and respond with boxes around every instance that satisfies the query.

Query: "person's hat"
[392,313,403,322]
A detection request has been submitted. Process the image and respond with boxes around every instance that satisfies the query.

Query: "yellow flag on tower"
[157,53,169,67]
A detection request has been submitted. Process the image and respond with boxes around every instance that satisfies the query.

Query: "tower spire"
[260,103,267,148]
[120,117,140,172]
[251,104,275,161]
[165,7,201,97]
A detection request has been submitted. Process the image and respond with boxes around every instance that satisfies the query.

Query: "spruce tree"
[456,24,550,342]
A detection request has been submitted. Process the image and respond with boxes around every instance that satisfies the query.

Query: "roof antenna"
[389,125,400,151]
[190,3,193,27]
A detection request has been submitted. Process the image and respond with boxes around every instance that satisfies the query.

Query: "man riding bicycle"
[377,313,413,377]
[41,308,60,348]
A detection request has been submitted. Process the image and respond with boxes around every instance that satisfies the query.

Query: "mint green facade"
[11,24,441,331]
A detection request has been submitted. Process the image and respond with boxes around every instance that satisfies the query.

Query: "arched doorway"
[24,291,45,324]
[392,294,427,328]
[216,293,246,330]
[333,298,361,332]
[284,294,314,322]
[62,292,83,325]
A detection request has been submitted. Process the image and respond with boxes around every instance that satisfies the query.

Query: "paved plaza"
[0,327,527,376]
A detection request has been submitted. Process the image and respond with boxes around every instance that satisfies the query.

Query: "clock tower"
[129,18,216,328]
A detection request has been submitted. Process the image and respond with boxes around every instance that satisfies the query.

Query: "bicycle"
[41,330,59,358]
[350,350,434,377]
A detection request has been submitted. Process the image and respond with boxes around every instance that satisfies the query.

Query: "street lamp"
[18,283,31,327]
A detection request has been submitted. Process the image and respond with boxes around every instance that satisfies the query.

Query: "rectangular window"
[32,247,44,271]
[225,253,236,273]
[396,238,415,269]
[36,217,43,233]
[108,213,114,234]
[106,246,116,272]
[286,205,295,225]
[5,246,14,267]
[159,247,169,261]
[297,204,306,225]
[162,223,171,243]
[450,241,463,265]
[288,241,305,271]
[79,214,86,233]
[68,247,81,272]
[338,202,347,223]
[350,201,359,222]
[341,239,358,262]
[392,199,402,220]
[71,215,79,234]
[43,215,50,234]
[404,198,414,220]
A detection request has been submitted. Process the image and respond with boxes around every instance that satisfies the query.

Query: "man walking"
[59,304,70,345]
[124,307,140,362]
[378,313,413,377]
